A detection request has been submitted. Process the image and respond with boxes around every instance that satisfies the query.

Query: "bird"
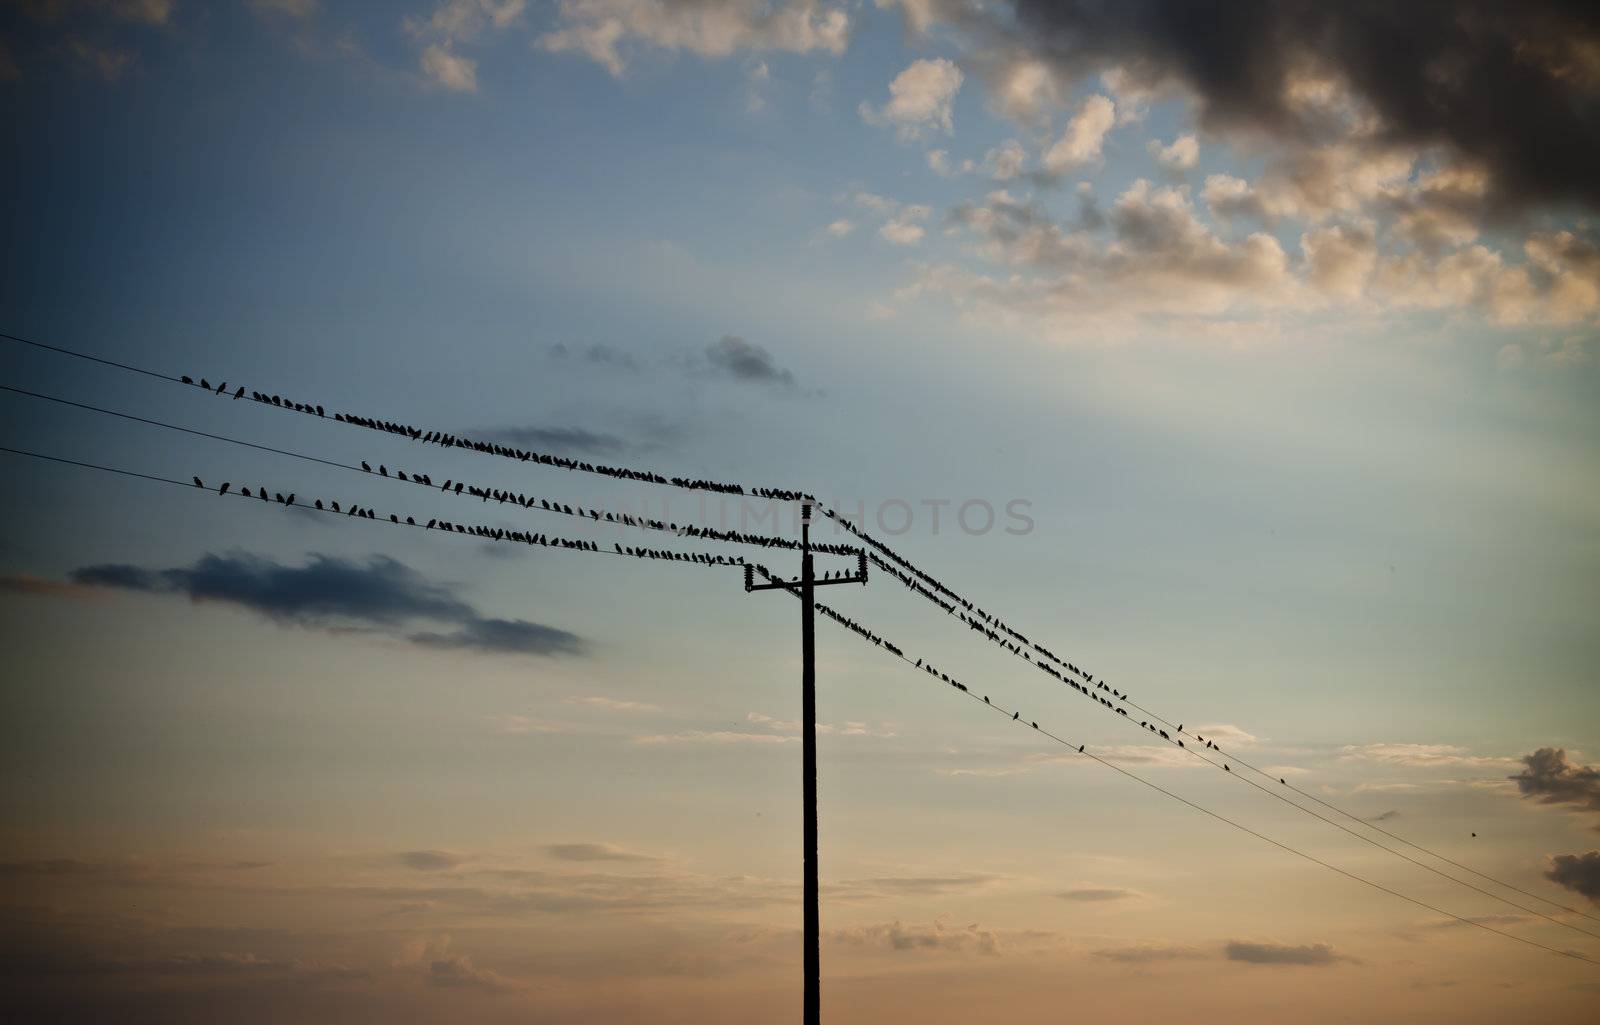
[315,499,323,510]
[181,375,193,384]
[1224,764,1231,772]
[1471,832,1477,838]
[379,465,388,477]
[331,501,340,512]
[215,381,227,395]
[1012,712,1020,721]
[241,487,251,498]
[361,461,371,472]
[218,482,230,495]
[200,378,210,390]
[1078,744,1085,753]
[192,476,203,488]
[233,386,244,399]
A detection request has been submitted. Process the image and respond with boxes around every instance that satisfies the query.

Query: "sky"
[1,1,1599,1021]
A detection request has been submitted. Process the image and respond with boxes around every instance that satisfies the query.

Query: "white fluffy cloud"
[542,0,849,78]
[860,57,965,139]
[1043,94,1115,173]
[1148,132,1198,172]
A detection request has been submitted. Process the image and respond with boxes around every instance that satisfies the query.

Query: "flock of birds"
[177,370,1344,791]
[189,473,755,566]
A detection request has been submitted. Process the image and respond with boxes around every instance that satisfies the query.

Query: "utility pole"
[745,500,868,1025]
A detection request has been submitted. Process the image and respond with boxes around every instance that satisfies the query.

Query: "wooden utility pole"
[745,501,867,1025]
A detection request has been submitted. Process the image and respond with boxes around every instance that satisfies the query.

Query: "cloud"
[72,553,471,624]
[1092,943,1208,964]
[567,696,662,714]
[1340,743,1515,770]
[540,0,849,78]
[1545,852,1600,903]
[420,44,476,91]
[1042,94,1116,172]
[986,58,1063,126]
[830,919,998,955]
[544,843,663,862]
[1511,749,1600,819]
[929,180,1293,328]
[822,217,855,238]
[703,335,798,389]
[880,204,932,246]
[65,552,585,659]
[65,37,135,80]
[250,0,318,17]
[746,711,896,738]
[1002,1,1600,215]
[632,730,798,745]
[399,851,466,871]
[835,873,1001,898]
[860,58,964,139]
[409,617,586,656]
[1301,223,1377,299]
[1224,940,1355,966]
[403,935,520,993]
[0,572,102,599]
[1148,132,1198,172]
[1058,887,1139,902]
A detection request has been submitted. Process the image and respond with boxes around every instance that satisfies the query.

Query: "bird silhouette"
[181,376,193,384]
[1012,712,1019,721]
[218,482,231,495]
[215,381,227,395]
[315,500,323,510]
[1280,778,1286,785]
[193,476,203,488]
[1224,764,1231,772]
[361,461,371,472]
[233,386,244,399]
[1471,832,1477,838]
[1078,744,1085,753]
[200,378,210,390]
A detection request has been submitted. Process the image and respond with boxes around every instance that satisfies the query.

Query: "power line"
[6,329,1587,929]
[0,331,187,386]
[794,587,1600,969]
[2,444,1594,969]
[0,384,864,559]
[0,444,753,570]
[848,541,1600,928]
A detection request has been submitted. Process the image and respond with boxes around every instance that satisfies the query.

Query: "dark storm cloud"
[703,335,797,389]
[1224,940,1354,966]
[1008,0,1600,213]
[1545,851,1600,903]
[64,552,585,659]
[1511,748,1600,820]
